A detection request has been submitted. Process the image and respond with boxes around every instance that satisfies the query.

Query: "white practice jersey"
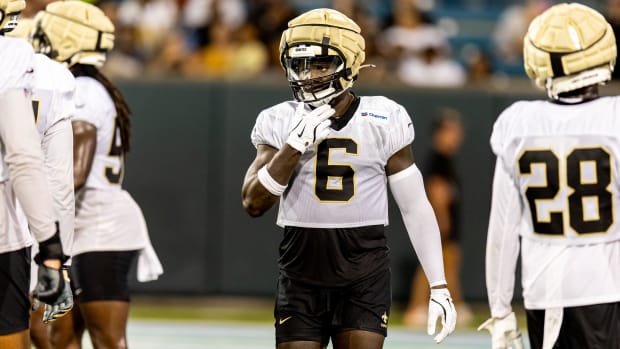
[251,96,415,228]
[488,97,620,312]
[31,54,75,138]
[72,76,150,255]
[0,37,35,183]
[73,76,124,191]
[0,37,54,254]
[19,53,76,289]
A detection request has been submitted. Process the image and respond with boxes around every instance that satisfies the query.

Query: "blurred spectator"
[397,33,466,87]
[230,22,269,78]
[333,0,388,80]
[492,0,550,72]
[117,0,179,58]
[403,108,472,328]
[247,0,299,71]
[380,0,465,87]
[183,19,236,78]
[463,46,494,84]
[145,30,192,77]
[182,0,247,49]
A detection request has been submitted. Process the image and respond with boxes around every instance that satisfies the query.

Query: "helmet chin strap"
[307,88,344,108]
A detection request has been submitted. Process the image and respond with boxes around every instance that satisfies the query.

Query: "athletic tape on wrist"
[257,165,287,196]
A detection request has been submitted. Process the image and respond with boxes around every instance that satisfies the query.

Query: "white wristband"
[257,165,287,196]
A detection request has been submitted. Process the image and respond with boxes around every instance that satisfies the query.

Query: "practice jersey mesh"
[251,96,415,228]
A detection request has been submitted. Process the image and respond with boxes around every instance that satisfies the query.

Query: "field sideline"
[80,295,531,349]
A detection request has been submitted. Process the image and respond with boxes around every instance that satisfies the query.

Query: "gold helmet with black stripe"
[0,0,25,34]
[32,0,114,68]
[523,3,616,100]
[279,8,366,107]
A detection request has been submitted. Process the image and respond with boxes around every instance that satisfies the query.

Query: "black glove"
[32,263,65,304]
[42,269,73,323]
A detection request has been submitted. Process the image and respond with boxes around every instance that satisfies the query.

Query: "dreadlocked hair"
[70,64,132,155]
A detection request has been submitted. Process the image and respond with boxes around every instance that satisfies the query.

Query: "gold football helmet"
[32,0,114,68]
[279,8,365,107]
[6,17,33,40]
[523,3,616,99]
[0,0,25,33]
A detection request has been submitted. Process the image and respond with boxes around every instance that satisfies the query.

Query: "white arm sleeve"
[0,89,56,242]
[42,119,74,255]
[388,164,446,286]
[486,159,522,318]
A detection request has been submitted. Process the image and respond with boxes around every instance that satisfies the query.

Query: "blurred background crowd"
[20,0,620,85]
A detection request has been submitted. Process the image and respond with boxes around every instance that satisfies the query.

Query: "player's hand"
[427,287,457,343]
[477,312,525,349]
[41,269,73,323]
[32,262,65,304]
[286,103,334,154]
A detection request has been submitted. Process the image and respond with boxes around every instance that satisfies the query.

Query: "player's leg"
[332,330,384,349]
[277,341,325,349]
[0,247,33,349]
[70,250,137,349]
[331,270,390,349]
[49,307,85,349]
[30,295,52,349]
[275,275,330,349]
[80,301,129,349]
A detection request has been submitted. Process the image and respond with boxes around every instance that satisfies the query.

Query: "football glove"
[477,312,525,349]
[286,103,334,154]
[428,288,457,343]
[32,264,74,323]
[42,269,73,323]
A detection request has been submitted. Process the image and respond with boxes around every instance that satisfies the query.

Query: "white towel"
[137,240,163,282]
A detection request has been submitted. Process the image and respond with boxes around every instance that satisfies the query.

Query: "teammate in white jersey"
[478,3,620,349]
[7,18,76,349]
[242,8,456,349]
[0,2,72,348]
[31,2,162,348]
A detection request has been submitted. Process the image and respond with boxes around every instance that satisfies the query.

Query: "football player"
[241,8,456,349]
[7,17,76,349]
[0,1,72,348]
[31,1,163,348]
[479,3,620,349]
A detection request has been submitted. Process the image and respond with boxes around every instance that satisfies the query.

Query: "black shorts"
[526,302,620,349]
[71,250,138,302]
[0,247,31,335]
[274,269,391,345]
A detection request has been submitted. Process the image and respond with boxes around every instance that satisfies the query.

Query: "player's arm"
[42,118,75,256]
[386,145,446,287]
[386,145,456,343]
[484,158,522,318]
[477,158,525,349]
[0,89,58,247]
[72,120,96,191]
[241,143,301,217]
[242,103,334,217]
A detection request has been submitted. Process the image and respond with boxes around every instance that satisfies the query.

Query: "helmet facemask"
[284,44,348,107]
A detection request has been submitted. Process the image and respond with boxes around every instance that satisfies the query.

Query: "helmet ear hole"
[523,3,616,99]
